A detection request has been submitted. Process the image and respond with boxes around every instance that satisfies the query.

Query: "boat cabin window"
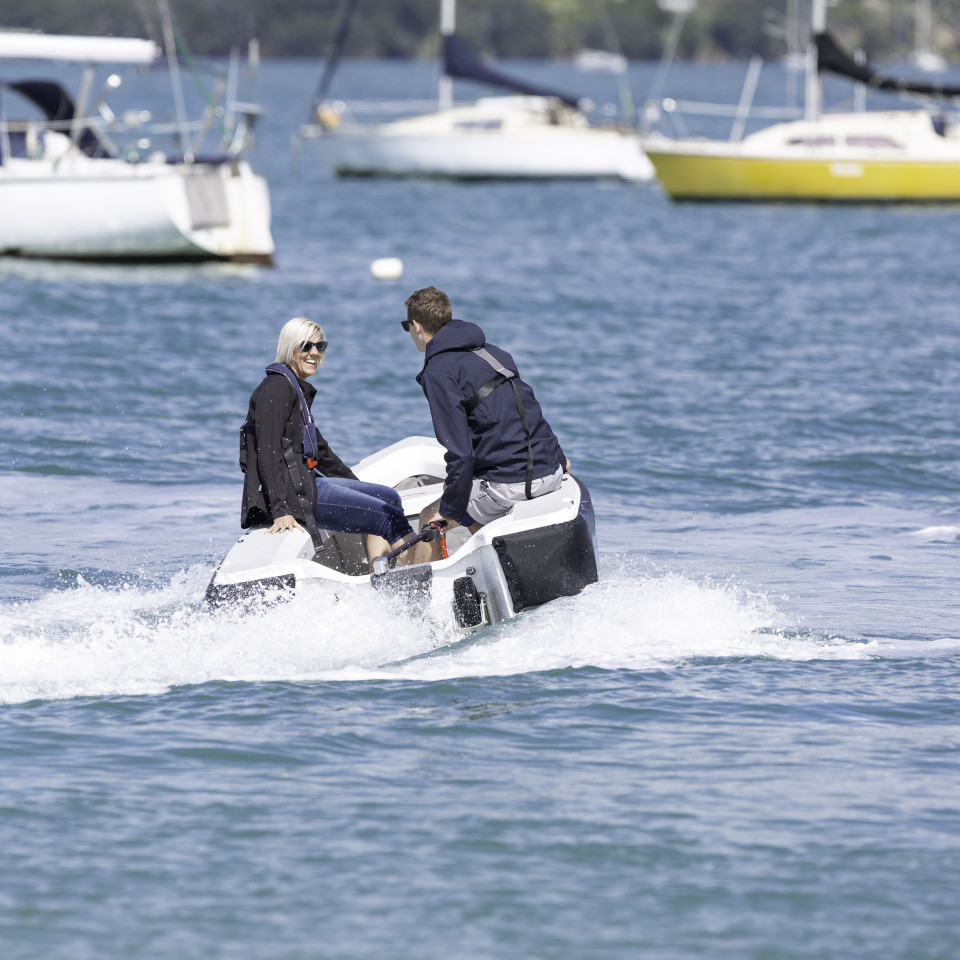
[454,119,502,131]
[787,136,835,146]
[845,136,901,148]
[932,115,947,137]
[0,130,29,161]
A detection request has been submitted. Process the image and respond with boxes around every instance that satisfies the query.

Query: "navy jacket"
[241,369,357,539]
[416,319,566,520]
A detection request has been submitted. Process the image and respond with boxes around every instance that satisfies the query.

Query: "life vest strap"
[463,347,533,500]
[266,362,321,470]
[463,372,508,415]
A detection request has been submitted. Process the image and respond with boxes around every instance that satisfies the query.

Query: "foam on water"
[4,554,951,706]
[911,524,960,542]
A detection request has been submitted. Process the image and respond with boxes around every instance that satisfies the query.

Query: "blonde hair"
[275,316,326,366]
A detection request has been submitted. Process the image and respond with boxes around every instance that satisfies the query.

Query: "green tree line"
[0,0,957,62]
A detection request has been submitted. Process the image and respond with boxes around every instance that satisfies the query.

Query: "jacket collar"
[268,363,317,400]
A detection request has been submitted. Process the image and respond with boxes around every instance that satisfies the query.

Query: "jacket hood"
[424,319,485,360]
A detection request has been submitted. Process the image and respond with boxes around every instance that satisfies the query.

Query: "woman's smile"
[290,349,320,379]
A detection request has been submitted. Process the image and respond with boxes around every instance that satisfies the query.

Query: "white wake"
[0,556,955,705]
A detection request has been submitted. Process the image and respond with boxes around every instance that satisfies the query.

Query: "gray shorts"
[463,466,564,526]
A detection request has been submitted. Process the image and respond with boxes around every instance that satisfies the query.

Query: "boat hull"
[205,437,599,635]
[313,127,653,181]
[645,148,960,201]
[0,156,274,262]
[643,110,960,201]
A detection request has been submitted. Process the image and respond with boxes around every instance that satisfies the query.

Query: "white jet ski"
[205,436,598,633]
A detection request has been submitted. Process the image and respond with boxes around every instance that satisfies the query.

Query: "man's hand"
[268,514,305,534]
[424,510,449,528]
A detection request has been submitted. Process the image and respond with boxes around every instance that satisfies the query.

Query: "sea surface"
[1,56,959,958]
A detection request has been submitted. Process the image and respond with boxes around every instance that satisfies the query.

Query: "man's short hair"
[405,287,452,335]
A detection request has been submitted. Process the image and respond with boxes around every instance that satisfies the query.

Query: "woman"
[240,317,414,557]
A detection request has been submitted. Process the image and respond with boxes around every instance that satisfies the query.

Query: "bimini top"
[0,31,160,64]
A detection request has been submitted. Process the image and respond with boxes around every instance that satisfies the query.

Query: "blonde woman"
[240,317,414,553]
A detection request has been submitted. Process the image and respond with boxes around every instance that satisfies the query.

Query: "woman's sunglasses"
[298,339,328,354]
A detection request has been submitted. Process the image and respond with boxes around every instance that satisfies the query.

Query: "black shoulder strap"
[464,347,513,413]
[266,363,314,426]
[464,347,533,499]
[266,363,320,466]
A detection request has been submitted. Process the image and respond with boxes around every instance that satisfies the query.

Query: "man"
[402,286,569,563]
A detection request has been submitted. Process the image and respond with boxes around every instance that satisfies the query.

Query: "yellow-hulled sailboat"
[641,0,960,201]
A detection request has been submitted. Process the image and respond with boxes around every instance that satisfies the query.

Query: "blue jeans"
[314,477,413,544]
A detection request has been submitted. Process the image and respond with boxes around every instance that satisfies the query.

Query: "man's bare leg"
[403,499,481,565]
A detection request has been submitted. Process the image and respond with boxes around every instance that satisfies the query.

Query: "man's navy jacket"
[416,318,566,521]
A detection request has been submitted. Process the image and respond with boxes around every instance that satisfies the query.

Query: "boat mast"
[310,0,360,120]
[439,0,455,111]
[158,0,192,162]
[804,0,825,121]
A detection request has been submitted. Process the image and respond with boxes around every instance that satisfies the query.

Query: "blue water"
[1,58,959,958]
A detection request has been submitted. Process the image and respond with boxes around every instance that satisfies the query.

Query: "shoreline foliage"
[0,0,956,64]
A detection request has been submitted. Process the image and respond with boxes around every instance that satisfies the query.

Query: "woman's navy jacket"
[416,319,566,521]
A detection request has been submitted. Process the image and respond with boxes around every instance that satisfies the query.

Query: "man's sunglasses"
[400,320,412,332]
[298,339,328,354]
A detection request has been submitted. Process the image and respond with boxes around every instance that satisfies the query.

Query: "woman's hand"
[268,514,305,534]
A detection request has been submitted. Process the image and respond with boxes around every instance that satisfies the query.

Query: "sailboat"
[640,0,960,201]
[295,0,653,182]
[0,21,274,262]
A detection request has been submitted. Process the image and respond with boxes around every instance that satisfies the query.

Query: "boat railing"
[645,95,805,141]
[296,96,484,137]
[0,102,256,163]
[643,54,806,142]
[646,89,952,142]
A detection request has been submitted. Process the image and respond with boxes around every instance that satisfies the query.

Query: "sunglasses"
[298,339,328,354]
[400,320,412,332]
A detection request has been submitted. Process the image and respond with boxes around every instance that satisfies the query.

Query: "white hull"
[314,128,652,181]
[305,96,654,182]
[206,437,599,636]
[0,150,273,262]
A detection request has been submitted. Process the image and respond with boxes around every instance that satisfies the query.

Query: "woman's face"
[288,332,325,380]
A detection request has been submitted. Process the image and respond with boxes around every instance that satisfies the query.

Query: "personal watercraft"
[205,436,598,634]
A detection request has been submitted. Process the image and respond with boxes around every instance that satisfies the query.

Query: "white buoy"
[370,257,404,281]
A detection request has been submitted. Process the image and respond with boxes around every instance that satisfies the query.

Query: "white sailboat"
[295,0,653,182]
[0,24,274,263]
[640,0,960,201]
